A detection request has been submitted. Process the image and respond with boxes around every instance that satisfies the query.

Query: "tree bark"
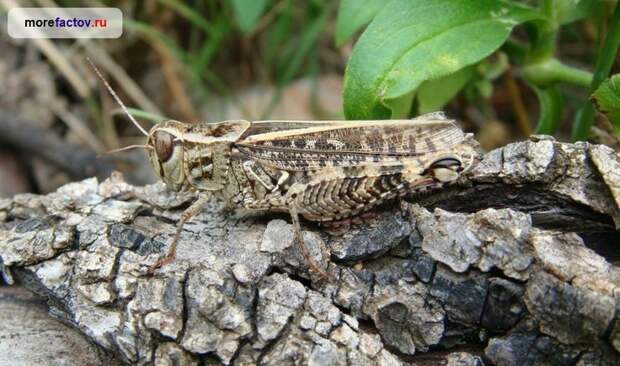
[0,286,121,365]
[1,136,619,365]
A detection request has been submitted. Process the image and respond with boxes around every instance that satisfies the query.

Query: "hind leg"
[289,205,329,280]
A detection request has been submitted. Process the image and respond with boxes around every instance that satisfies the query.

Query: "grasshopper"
[90,60,476,278]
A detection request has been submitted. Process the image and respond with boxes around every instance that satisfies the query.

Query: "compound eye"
[154,131,174,162]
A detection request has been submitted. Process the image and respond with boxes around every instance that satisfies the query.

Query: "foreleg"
[149,192,211,272]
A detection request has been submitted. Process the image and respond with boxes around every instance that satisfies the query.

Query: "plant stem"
[522,58,592,88]
[533,85,563,135]
[572,2,620,141]
[505,68,532,136]
[529,0,559,61]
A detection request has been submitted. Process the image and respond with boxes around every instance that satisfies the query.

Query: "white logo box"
[8,7,122,39]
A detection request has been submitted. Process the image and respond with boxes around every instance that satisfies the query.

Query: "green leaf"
[385,91,415,118]
[335,0,388,46]
[593,74,620,137]
[533,85,563,135]
[343,0,540,119]
[416,66,475,114]
[231,0,270,33]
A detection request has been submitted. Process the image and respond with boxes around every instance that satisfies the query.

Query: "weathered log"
[1,136,619,365]
[0,286,122,365]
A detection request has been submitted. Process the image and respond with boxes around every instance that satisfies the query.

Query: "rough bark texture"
[1,136,619,365]
[0,286,121,366]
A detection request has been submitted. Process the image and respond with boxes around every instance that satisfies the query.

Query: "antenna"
[97,144,153,158]
[86,57,149,136]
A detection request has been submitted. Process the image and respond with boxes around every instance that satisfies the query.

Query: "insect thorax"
[183,141,232,192]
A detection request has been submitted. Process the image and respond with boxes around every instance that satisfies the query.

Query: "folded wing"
[236,117,465,171]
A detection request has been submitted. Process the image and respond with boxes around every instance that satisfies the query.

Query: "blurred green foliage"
[336,0,619,140]
[93,0,620,141]
[117,0,335,120]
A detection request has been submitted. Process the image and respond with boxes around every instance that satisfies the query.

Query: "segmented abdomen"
[293,173,434,221]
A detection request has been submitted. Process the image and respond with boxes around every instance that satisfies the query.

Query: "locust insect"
[89,59,477,279]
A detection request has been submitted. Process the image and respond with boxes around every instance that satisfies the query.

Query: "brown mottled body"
[88,60,477,276]
[145,112,477,276]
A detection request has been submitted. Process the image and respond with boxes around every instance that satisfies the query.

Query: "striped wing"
[235,115,465,171]
[240,120,338,137]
